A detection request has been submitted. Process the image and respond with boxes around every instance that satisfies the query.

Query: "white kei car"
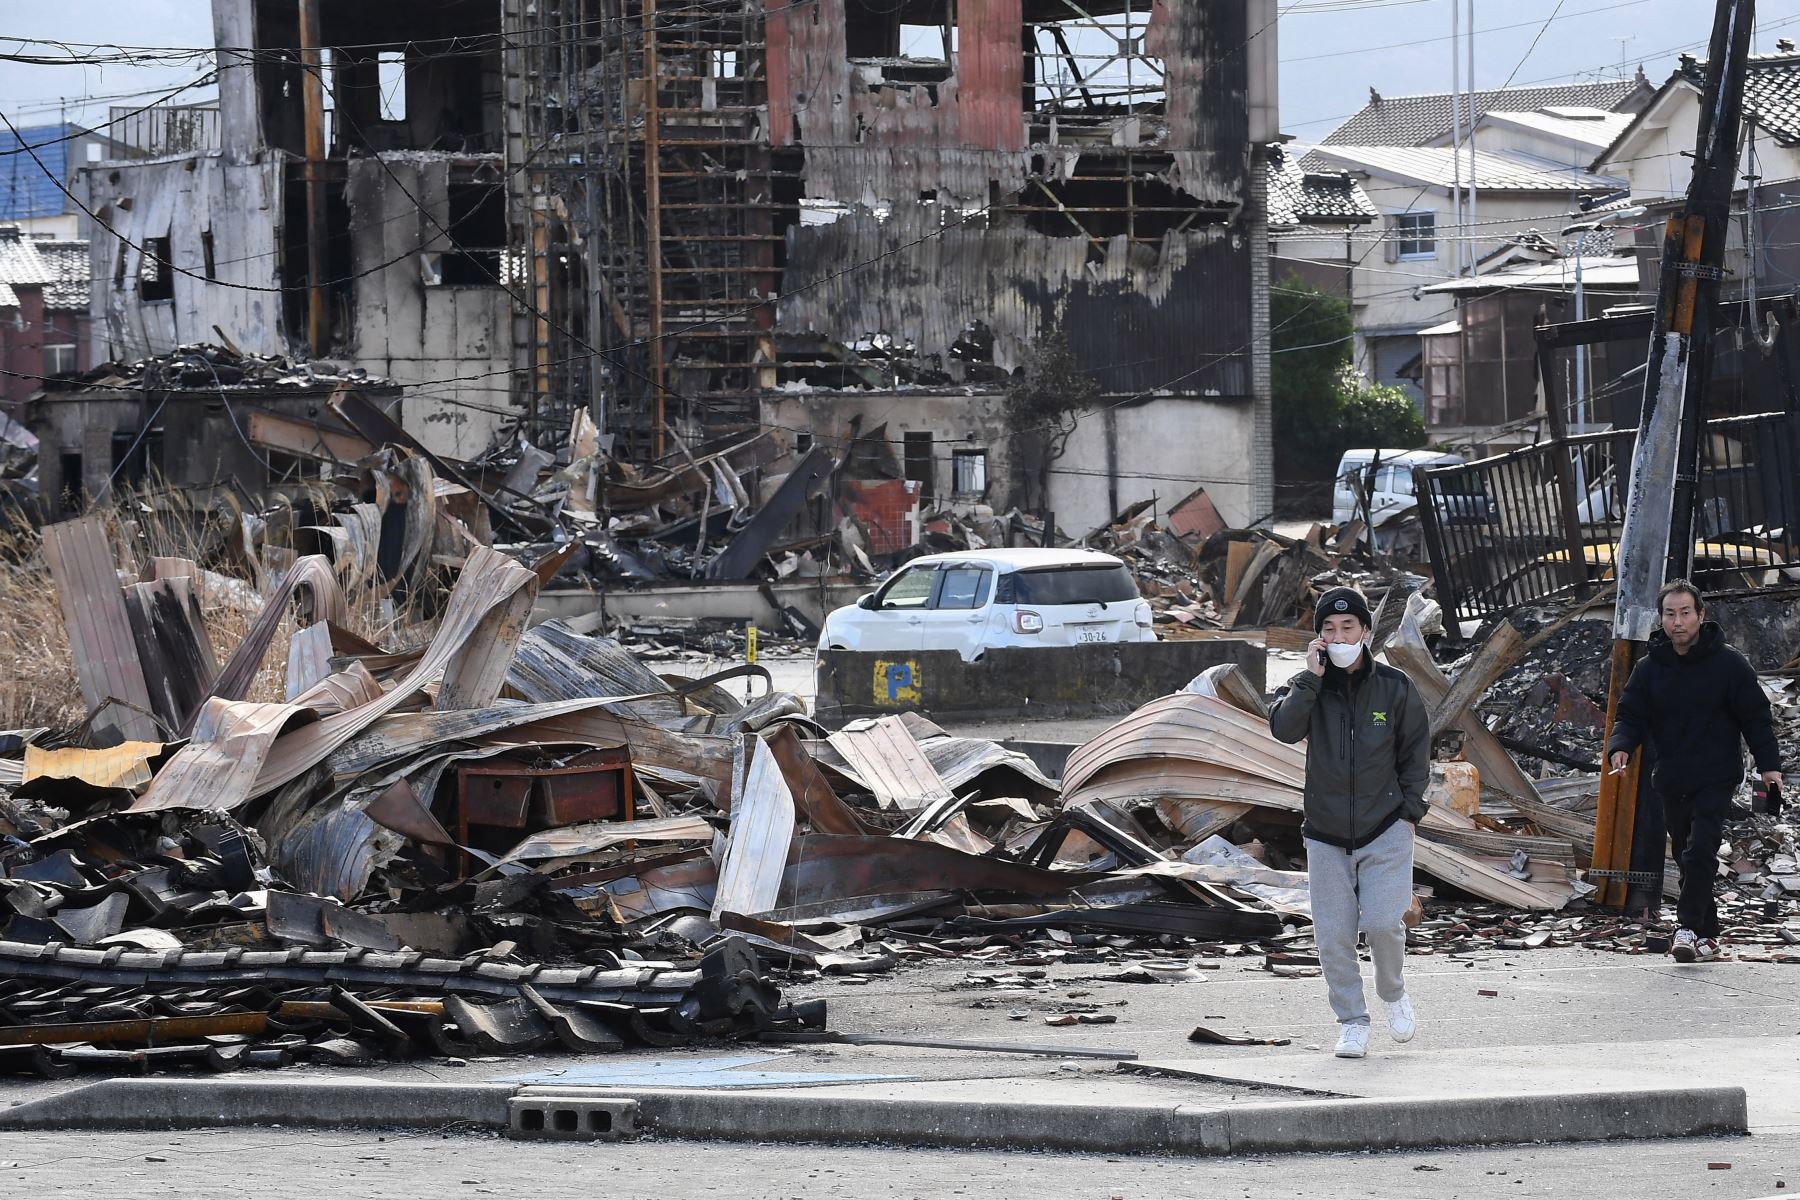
[818,548,1156,663]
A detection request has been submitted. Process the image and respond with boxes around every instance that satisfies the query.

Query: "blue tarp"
[0,123,72,221]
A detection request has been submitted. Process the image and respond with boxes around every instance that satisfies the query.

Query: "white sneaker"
[1672,928,1698,963]
[1334,1023,1371,1059]
[1695,937,1722,962]
[1386,994,1417,1043]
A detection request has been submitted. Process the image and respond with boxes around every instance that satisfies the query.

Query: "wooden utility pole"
[1592,0,1754,911]
[298,0,330,359]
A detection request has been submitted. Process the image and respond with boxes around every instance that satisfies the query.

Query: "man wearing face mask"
[1268,586,1431,1059]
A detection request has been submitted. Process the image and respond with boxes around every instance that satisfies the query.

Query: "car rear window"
[997,564,1139,606]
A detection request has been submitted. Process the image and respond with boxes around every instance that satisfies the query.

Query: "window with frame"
[951,448,988,496]
[1394,211,1436,260]
[933,566,991,610]
[43,344,77,375]
[876,564,937,610]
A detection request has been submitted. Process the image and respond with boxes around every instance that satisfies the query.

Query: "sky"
[4,0,1800,145]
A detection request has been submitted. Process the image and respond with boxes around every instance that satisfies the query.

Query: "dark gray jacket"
[1267,650,1432,850]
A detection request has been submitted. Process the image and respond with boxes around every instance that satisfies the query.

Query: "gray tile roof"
[1266,144,1377,229]
[1302,144,1624,193]
[0,226,55,296]
[0,282,18,308]
[36,239,89,311]
[1684,53,1800,143]
[1321,79,1645,147]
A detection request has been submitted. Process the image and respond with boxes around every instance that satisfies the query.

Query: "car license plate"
[1076,627,1109,644]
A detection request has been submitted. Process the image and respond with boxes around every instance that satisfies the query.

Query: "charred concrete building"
[509,0,1280,530]
[87,0,512,461]
[87,1,1278,529]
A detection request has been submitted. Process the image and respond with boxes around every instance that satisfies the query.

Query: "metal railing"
[1417,411,1800,627]
[107,104,221,157]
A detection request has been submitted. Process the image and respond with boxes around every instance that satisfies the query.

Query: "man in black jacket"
[1269,586,1431,1059]
[1607,579,1783,963]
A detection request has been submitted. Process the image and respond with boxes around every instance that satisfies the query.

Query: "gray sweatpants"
[1305,818,1414,1026]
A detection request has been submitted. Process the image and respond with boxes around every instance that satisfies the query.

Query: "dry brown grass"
[1,482,417,736]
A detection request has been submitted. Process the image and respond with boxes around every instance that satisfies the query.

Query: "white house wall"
[86,155,286,365]
[343,156,511,461]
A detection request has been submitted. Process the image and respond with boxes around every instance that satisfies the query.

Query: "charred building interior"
[509,0,1279,530]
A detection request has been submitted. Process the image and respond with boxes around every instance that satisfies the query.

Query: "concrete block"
[0,1079,515,1131]
[507,1093,638,1142]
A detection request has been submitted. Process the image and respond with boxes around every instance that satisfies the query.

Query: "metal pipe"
[1467,0,1479,277]
[1450,0,1464,275]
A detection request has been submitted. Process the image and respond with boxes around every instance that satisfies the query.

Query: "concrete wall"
[814,639,1265,727]
[344,156,511,461]
[761,389,1256,534]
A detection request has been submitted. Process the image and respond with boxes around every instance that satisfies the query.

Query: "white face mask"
[1326,641,1365,669]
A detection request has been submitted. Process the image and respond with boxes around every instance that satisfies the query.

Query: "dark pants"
[1661,782,1734,938]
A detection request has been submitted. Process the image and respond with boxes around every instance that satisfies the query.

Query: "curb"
[0,1078,1750,1154]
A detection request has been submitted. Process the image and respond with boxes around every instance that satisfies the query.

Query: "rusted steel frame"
[644,0,668,459]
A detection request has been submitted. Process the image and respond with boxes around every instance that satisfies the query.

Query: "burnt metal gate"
[1417,411,1800,627]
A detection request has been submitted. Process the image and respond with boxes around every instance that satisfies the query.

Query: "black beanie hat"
[1314,586,1372,633]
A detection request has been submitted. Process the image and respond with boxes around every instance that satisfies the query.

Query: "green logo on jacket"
[1372,711,1388,724]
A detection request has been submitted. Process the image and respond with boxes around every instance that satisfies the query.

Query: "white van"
[1332,448,1467,528]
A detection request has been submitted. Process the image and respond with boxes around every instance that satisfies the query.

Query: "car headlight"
[1134,601,1153,628]
[1013,610,1044,634]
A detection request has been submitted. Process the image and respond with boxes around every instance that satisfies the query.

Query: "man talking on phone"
[1268,586,1431,1059]
[1606,579,1782,964]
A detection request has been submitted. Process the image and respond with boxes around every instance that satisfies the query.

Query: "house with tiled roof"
[1595,48,1800,200]
[0,224,92,408]
[1301,77,1649,427]
[1323,77,1652,148]
[1266,143,1378,299]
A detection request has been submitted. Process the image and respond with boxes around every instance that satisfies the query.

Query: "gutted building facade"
[509,0,1281,530]
[86,0,512,460]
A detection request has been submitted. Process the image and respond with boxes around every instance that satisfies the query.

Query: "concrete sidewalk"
[1,946,1787,1155]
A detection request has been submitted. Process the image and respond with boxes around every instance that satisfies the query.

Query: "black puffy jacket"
[1267,649,1431,851]
[1606,621,1782,795]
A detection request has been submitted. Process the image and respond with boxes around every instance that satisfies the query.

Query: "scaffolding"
[509,0,775,462]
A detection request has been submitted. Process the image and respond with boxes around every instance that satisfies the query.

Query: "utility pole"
[298,0,329,360]
[1592,0,1754,912]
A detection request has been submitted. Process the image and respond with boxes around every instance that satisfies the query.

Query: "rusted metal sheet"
[958,0,1024,152]
[22,741,163,792]
[201,554,346,720]
[41,516,160,744]
[244,407,375,464]
[827,717,955,812]
[124,575,220,730]
[777,835,1102,910]
[133,698,321,814]
[286,622,334,700]
[253,546,538,796]
[436,549,538,710]
[507,622,685,720]
[711,738,795,920]
[497,814,713,868]
[763,725,874,836]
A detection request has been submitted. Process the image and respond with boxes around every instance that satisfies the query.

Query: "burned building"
[509,0,1281,531]
[86,0,512,460]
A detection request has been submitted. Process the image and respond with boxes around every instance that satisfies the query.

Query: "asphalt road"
[0,1126,1788,1199]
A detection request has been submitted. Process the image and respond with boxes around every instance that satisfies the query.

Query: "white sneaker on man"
[1672,928,1699,963]
[1334,1022,1371,1059]
[1386,994,1417,1043]
[1695,937,1722,962]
